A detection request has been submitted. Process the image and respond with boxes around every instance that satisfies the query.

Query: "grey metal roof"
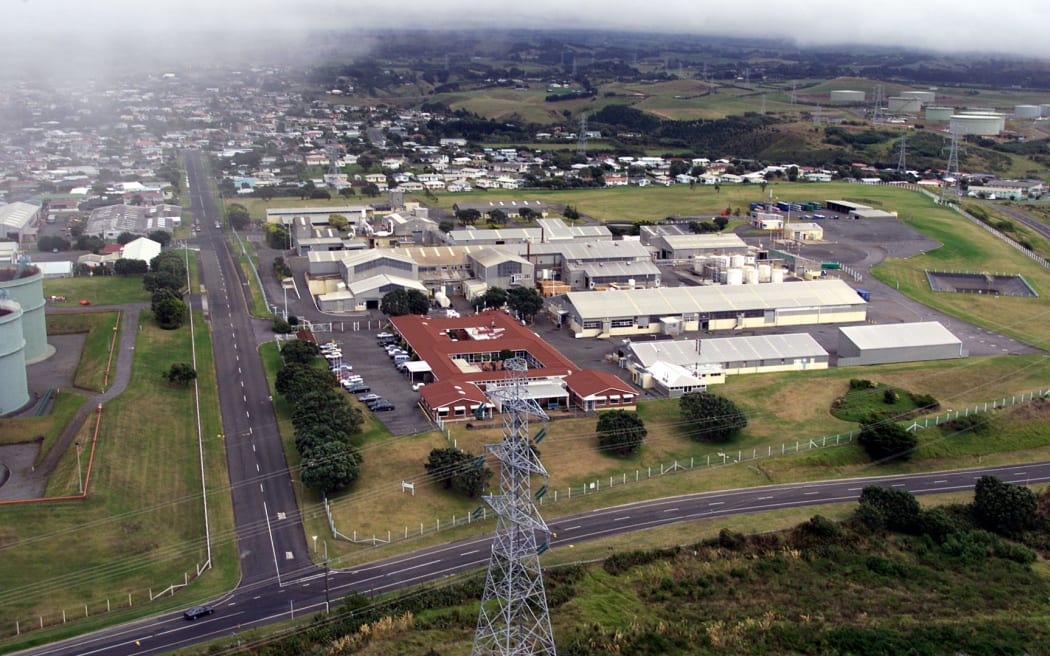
[566,279,865,320]
[573,260,661,278]
[656,233,747,250]
[629,333,827,368]
[536,239,650,261]
[838,321,961,350]
[0,202,40,230]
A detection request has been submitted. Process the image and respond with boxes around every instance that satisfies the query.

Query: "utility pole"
[75,440,83,495]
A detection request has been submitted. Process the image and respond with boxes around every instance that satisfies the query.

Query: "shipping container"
[855,289,872,302]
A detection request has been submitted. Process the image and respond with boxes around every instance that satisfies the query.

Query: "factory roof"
[0,202,40,230]
[838,321,961,350]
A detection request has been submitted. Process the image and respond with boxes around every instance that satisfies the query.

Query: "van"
[393,354,411,366]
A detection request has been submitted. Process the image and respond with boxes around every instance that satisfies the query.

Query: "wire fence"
[324,387,1050,549]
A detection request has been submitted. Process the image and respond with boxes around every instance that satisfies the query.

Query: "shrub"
[849,378,875,390]
[858,422,917,462]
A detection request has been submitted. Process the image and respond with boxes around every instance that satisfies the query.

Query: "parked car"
[411,382,426,391]
[183,605,214,621]
[376,332,394,340]
[369,400,396,412]
[357,393,381,403]
[344,383,371,394]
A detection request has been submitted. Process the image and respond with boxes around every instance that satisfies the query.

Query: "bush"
[973,475,1037,537]
[678,392,748,443]
[273,317,292,333]
[883,388,899,404]
[595,410,647,456]
[858,422,917,462]
[849,378,875,390]
[858,486,921,533]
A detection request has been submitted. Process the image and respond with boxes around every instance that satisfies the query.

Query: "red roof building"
[390,310,636,421]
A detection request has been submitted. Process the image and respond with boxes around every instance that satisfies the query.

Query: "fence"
[325,387,1050,548]
[6,560,211,641]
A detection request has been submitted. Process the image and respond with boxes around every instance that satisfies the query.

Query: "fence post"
[84,603,88,618]
[62,610,66,624]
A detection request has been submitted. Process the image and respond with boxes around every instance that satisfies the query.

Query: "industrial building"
[949,113,1005,137]
[389,311,635,421]
[317,274,427,313]
[554,279,868,338]
[443,218,610,247]
[623,333,829,396]
[265,205,373,227]
[837,321,965,367]
[647,232,749,261]
[84,204,182,239]
[830,90,865,103]
[0,298,29,414]
[824,200,897,220]
[0,264,49,362]
[0,202,41,245]
[466,248,534,290]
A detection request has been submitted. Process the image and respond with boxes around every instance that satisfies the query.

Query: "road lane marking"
[891,483,905,487]
[709,502,724,506]
[934,480,947,484]
[847,487,862,491]
[613,516,630,522]
[758,496,774,500]
[662,507,679,513]
[804,491,819,495]
[460,550,479,556]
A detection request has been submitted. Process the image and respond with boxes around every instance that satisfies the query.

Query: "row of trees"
[275,340,365,494]
[144,251,188,330]
[424,447,492,498]
[38,230,171,254]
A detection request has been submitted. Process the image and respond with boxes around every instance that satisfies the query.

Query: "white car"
[412,382,426,391]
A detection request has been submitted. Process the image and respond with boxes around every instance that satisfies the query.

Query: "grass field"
[46,311,121,392]
[0,391,84,470]
[0,312,236,650]
[43,275,150,307]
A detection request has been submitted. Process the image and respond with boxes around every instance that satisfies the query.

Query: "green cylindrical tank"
[0,299,30,414]
[0,267,48,362]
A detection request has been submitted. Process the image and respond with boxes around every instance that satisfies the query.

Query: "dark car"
[370,401,396,412]
[183,605,214,620]
[344,384,371,394]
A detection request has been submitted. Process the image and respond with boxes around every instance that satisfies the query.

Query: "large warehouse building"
[837,321,965,367]
[554,279,867,339]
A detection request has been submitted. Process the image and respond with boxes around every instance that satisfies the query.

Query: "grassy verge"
[43,275,150,307]
[0,391,85,468]
[0,311,236,651]
[46,311,121,392]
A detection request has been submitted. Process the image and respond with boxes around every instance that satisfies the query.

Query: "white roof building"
[120,237,162,263]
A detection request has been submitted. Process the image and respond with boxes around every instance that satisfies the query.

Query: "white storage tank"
[950,113,1005,136]
[691,256,708,275]
[0,299,29,414]
[0,266,48,362]
[743,266,759,285]
[830,90,865,103]
[725,268,744,286]
[925,106,954,121]
[771,267,786,283]
[729,254,745,268]
[1015,105,1041,119]
[1041,104,1050,118]
[888,96,922,114]
[757,263,772,283]
[712,255,730,269]
[900,90,936,104]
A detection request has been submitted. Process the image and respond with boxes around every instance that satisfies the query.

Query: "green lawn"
[0,391,84,470]
[46,311,121,392]
[43,275,150,307]
[0,312,236,650]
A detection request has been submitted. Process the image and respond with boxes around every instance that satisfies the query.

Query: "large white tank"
[950,114,1005,136]
[757,263,772,283]
[0,267,48,362]
[725,268,744,286]
[771,267,786,283]
[1015,105,1041,119]
[743,266,759,285]
[1041,104,1050,118]
[925,106,954,121]
[830,90,865,103]
[900,90,936,104]
[0,299,29,414]
[729,254,745,268]
[691,256,708,275]
[712,255,730,269]
[888,96,922,114]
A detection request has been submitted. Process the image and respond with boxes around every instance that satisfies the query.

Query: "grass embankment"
[228,232,272,318]
[0,392,84,469]
[0,312,236,651]
[46,311,121,392]
[43,275,150,307]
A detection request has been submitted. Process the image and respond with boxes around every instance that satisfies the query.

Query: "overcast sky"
[7,0,1050,63]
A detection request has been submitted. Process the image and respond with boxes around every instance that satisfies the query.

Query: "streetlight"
[75,441,83,495]
[312,535,318,553]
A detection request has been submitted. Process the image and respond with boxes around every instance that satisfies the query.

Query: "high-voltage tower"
[472,357,556,656]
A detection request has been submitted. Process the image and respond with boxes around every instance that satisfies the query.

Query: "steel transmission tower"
[941,127,962,203]
[472,358,556,656]
[576,114,588,158]
[896,134,908,175]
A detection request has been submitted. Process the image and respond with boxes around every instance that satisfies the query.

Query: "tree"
[300,441,361,493]
[275,364,337,398]
[37,235,71,252]
[265,223,290,250]
[596,410,647,456]
[507,287,544,322]
[150,251,186,277]
[380,288,429,316]
[291,389,363,437]
[857,422,917,463]
[165,362,197,385]
[713,216,729,231]
[456,208,481,226]
[147,230,172,248]
[272,316,292,334]
[438,220,455,234]
[153,297,187,329]
[227,203,251,230]
[973,475,1037,537]
[478,286,508,310]
[424,447,492,498]
[280,339,320,365]
[362,183,381,198]
[562,204,580,221]
[310,189,332,200]
[143,270,183,293]
[328,214,348,231]
[488,209,507,225]
[339,187,356,200]
[857,486,921,533]
[678,391,748,443]
[117,231,137,245]
[114,258,149,275]
[76,235,105,253]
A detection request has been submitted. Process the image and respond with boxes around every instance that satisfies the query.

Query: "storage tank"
[729,254,745,268]
[1041,104,1050,118]
[830,90,865,103]
[900,90,936,104]
[925,106,954,121]
[0,266,48,362]
[711,255,730,269]
[725,268,743,286]
[0,299,29,414]
[950,113,1005,136]
[743,266,759,285]
[771,267,786,283]
[691,256,708,275]
[717,269,728,284]
[888,96,922,114]
[1015,105,1041,119]
[757,263,772,283]
[628,278,636,289]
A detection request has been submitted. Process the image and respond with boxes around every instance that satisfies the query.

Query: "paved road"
[21,459,1050,655]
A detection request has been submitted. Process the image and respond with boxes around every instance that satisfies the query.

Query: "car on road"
[183,605,214,620]
[369,400,396,412]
